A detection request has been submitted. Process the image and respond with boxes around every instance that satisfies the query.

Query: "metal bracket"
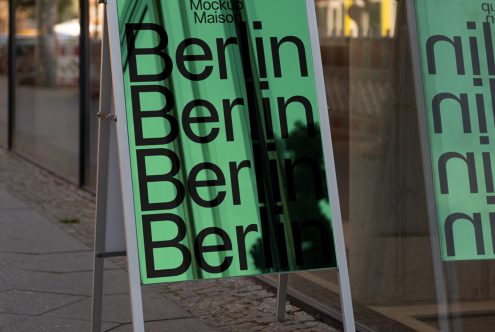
[97,112,117,122]
[96,251,127,258]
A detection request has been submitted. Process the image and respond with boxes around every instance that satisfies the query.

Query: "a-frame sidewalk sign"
[91,0,356,331]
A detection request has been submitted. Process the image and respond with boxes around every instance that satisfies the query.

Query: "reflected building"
[316,0,396,38]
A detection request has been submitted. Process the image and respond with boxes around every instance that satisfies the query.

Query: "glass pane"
[84,0,104,190]
[345,2,431,330]
[13,0,80,182]
[0,0,8,147]
[285,1,495,331]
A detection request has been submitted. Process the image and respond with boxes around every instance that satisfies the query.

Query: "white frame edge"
[105,1,145,331]
[305,0,356,331]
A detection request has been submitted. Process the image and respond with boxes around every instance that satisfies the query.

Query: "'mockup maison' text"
[190,0,244,24]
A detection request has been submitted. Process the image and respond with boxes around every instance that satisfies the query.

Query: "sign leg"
[91,113,111,332]
[276,273,289,322]
[91,255,105,332]
[336,265,355,331]
[91,12,112,331]
[105,2,145,330]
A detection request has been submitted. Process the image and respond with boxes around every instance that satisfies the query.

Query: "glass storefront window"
[293,0,436,330]
[13,0,80,182]
[0,0,8,147]
[276,1,495,331]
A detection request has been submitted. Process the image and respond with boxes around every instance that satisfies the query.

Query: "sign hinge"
[97,112,117,122]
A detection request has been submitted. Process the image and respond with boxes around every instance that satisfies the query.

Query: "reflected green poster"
[114,0,337,283]
[413,0,495,261]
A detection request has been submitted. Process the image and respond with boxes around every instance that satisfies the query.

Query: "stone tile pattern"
[0,186,208,331]
[162,278,336,332]
[0,149,337,331]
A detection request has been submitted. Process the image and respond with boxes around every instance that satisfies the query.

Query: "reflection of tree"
[16,0,77,23]
[56,1,78,23]
[38,0,58,86]
[0,2,7,34]
[250,122,337,272]
[15,0,79,86]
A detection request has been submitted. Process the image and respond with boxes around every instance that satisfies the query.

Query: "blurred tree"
[38,0,58,86]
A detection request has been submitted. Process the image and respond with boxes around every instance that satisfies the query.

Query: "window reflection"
[315,0,397,38]
[281,1,495,331]
[13,0,80,182]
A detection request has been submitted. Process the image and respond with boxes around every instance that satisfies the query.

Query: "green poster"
[114,0,338,283]
[414,0,495,261]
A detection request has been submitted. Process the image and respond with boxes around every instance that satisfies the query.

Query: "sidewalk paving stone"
[0,271,15,293]
[0,289,83,316]
[5,251,119,273]
[0,190,27,209]
[108,318,213,332]
[2,268,129,296]
[0,209,86,254]
[0,313,29,330]
[46,292,191,324]
[5,317,118,332]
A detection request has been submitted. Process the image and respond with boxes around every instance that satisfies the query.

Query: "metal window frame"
[7,0,14,150]
[80,0,90,187]
[6,0,90,188]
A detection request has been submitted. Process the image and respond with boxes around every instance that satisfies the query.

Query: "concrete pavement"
[0,188,213,331]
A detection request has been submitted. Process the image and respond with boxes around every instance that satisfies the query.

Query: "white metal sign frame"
[91,1,356,331]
